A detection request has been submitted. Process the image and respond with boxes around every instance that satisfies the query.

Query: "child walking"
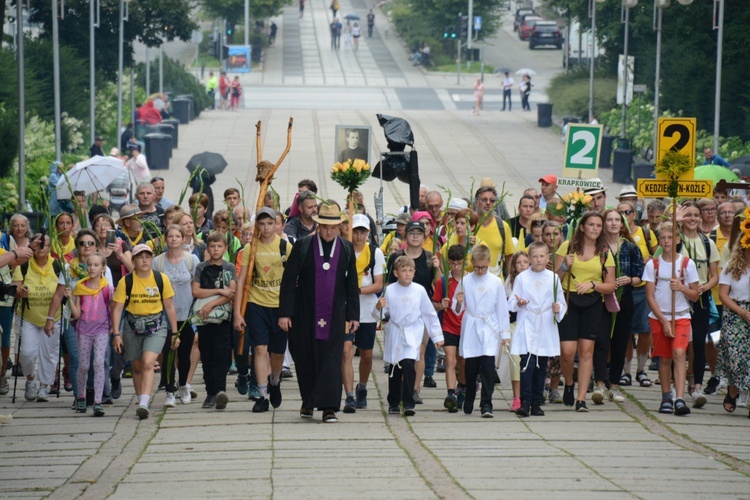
[642,222,699,415]
[453,245,510,418]
[375,255,444,416]
[508,242,567,417]
[504,251,529,412]
[432,244,466,413]
[66,253,114,417]
[192,232,237,410]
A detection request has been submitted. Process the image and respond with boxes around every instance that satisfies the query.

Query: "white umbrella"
[516,68,537,76]
[56,155,126,199]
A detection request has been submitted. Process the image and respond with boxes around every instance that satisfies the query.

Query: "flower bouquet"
[740,208,750,248]
[331,159,371,239]
[546,191,593,221]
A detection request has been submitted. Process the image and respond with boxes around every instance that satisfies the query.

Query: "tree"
[202,0,290,24]
[28,0,197,79]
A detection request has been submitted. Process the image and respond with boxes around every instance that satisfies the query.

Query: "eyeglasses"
[619,210,634,216]
[478,198,496,204]
[426,204,442,211]
[701,207,716,212]
[718,211,735,217]
[473,266,489,272]
[78,240,96,247]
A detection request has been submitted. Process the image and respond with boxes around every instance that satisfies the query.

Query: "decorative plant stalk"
[178,165,203,206]
[610,239,623,337]
[61,170,88,229]
[165,317,199,386]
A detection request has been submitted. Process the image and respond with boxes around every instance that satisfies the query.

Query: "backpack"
[494,216,508,270]
[677,232,711,268]
[18,260,64,310]
[653,255,691,283]
[641,225,655,256]
[123,271,165,309]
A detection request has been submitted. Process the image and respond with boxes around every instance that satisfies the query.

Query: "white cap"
[352,213,370,230]
[447,198,468,211]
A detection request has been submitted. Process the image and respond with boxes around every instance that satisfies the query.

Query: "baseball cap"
[131,244,154,257]
[395,213,411,225]
[352,213,370,230]
[405,221,426,234]
[539,174,558,185]
[256,207,276,220]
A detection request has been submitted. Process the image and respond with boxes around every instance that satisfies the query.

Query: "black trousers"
[502,89,512,109]
[160,320,196,392]
[690,291,711,386]
[464,355,495,412]
[388,358,416,409]
[198,321,232,396]
[594,291,634,384]
[520,354,548,406]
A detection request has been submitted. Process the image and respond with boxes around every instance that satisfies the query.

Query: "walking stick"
[56,297,67,399]
[11,299,27,404]
[237,118,294,355]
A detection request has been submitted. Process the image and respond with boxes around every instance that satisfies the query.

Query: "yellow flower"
[583,195,592,204]
[354,162,362,173]
[339,162,349,172]
[353,159,365,170]
[363,163,371,171]
[743,207,750,220]
[742,233,750,249]
[741,219,750,232]
[556,203,564,211]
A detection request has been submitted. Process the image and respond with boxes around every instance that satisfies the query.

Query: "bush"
[546,67,617,120]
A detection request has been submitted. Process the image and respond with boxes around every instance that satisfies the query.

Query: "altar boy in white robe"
[453,245,510,418]
[508,242,567,418]
[375,255,444,417]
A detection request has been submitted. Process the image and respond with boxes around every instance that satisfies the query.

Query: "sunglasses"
[619,210,634,216]
[78,240,97,247]
[151,177,164,182]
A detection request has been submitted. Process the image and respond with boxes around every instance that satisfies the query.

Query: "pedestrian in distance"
[367,10,375,37]
[473,78,484,116]
[501,71,514,111]
[520,74,532,111]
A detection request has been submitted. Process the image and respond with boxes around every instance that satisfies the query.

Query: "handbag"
[127,313,163,337]
[604,293,620,313]
[190,295,231,325]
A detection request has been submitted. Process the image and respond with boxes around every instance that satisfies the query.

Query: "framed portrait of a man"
[335,125,371,164]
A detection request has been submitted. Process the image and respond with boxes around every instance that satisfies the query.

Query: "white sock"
[139,394,150,407]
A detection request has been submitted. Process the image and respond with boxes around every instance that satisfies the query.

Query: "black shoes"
[563,384,575,407]
[575,400,589,412]
[111,378,122,400]
[531,405,545,416]
[252,397,269,413]
[423,376,437,388]
[516,402,530,417]
[269,380,282,408]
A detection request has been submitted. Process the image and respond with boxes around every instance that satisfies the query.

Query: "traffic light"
[226,24,234,36]
[450,27,457,39]
[443,26,450,38]
[459,15,469,38]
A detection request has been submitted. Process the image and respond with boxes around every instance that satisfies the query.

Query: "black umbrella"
[730,163,750,178]
[344,14,360,20]
[185,151,228,176]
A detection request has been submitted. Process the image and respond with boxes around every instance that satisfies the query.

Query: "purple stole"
[313,235,340,341]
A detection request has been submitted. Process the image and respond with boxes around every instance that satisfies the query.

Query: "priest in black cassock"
[278,204,360,423]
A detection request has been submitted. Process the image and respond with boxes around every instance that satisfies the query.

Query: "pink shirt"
[75,283,114,337]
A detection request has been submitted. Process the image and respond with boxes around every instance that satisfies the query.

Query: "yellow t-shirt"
[475,218,515,270]
[422,237,436,254]
[556,240,615,293]
[12,259,64,327]
[440,234,484,273]
[711,227,729,305]
[631,226,657,288]
[242,237,292,308]
[113,271,175,316]
[678,234,719,285]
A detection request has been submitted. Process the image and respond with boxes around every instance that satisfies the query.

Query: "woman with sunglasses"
[592,209,643,405]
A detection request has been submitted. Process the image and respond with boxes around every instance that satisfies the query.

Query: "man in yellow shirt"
[473,185,514,278]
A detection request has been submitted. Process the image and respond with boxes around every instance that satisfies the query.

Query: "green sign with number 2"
[562,124,603,179]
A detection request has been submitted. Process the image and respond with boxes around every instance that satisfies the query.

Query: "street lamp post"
[116,0,130,149]
[652,0,693,153]
[621,0,638,139]
[52,0,62,162]
[17,0,26,208]
[90,0,99,145]
[713,0,724,153]
[588,0,605,122]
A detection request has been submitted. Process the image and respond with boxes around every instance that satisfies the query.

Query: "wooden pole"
[237,118,294,354]
[671,198,677,334]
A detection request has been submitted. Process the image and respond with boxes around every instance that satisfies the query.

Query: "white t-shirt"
[642,255,699,320]
[719,266,750,302]
[357,246,385,323]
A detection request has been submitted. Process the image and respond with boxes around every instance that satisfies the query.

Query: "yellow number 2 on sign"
[656,117,697,180]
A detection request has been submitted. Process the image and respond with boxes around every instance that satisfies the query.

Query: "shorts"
[354,323,376,350]
[443,332,460,348]
[246,303,287,355]
[650,318,690,358]
[344,333,355,343]
[122,316,168,362]
[630,287,651,334]
[558,293,604,342]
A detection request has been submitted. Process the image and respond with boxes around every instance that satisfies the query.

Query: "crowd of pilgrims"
[1,172,749,422]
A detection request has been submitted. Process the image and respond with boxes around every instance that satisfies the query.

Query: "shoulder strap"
[699,232,711,262]
[183,252,195,274]
[124,273,133,309]
[494,216,506,268]
[279,238,288,267]
[642,226,653,255]
[368,242,377,272]
[709,228,717,244]
[153,271,165,306]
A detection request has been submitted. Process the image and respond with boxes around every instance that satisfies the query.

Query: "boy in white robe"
[375,255,444,416]
[508,242,567,417]
[453,245,510,418]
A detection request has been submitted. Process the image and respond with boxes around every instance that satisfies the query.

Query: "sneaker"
[228,361,238,375]
[269,381,282,408]
[102,396,114,405]
[739,390,749,408]
[187,384,198,399]
[563,384,575,407]
[549,389,562,404]
[252,396,269,412]
[531,405,545,416]
[388,406,401,415]
[36,386,49,402]
[456,389,465,409]
[691,389,707,408]
[300,408,314,418]
[444,393,458,413]
[179,386,192,404]
[62,367,73,392]
[510,397,521,412]
[92,403,105,417]
[436,355,446,373]
[591,387,606,405]
[322,411,338,423]
[403,406,416,417]
[248,384,260,401]
[609,388,625,403]
[110,378,122,400]
[0,376,8,395]
[235,374,249,395]
[704,376,720,395]
[75,397,86,413]
[343,395,357,413]
[281,367,293,379]
[423,376,437,388]
[516,402,530,417]
[123,365,133,379]
[24,380,38,401]
[481,406,494,418]
[575,401,589,412]
[412,390,423,404]
[164,392,176,408]
[355,383,368,409]
[674,398,691,416]
[136,404,149,419]
[202,395,216,409]
[215,392,228,410]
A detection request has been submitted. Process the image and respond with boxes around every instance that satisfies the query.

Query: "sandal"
[154,361,161,373]
[619,373,632,386]
[724,390,738,413]
[658,399,673,414]
[636,371,652,387]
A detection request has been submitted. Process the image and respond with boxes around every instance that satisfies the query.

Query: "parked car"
[529,22,563,50]
[562,20,606,67]
[513,7,536,31]
[518,16,543,41]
